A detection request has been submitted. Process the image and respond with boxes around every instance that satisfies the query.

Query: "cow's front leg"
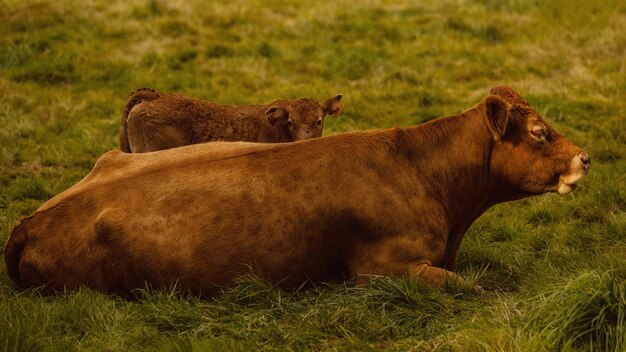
[348,235,469,289]
[410,262,466,287]
[352,261,467,288]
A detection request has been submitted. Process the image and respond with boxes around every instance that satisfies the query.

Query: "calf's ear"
[323,94,343,116]
[266,106,290,126]
[485,96,509,140]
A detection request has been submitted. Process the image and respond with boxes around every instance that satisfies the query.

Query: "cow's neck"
[259,123,293,143]
[397,105,494,268]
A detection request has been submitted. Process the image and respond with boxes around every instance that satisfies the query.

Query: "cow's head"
[266,95,343,141]
[485,86,589,201]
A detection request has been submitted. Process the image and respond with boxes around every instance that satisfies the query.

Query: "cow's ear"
[266,106,290,126]
[485,96,509,140]
[323,94,343,116]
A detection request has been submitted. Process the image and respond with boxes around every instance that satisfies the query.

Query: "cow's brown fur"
[118,88,343,153]
[5,87,589,296]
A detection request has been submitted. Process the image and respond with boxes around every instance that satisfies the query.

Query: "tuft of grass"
[524,270,626,351]
[8,177,52,201]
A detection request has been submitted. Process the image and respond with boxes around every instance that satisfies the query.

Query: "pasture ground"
[1,0,625,350]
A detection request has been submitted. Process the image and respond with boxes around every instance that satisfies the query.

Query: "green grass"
[1,0,625,350]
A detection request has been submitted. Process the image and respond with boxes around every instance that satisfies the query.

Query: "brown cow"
[118,88,343,153]
[5,86,589,296]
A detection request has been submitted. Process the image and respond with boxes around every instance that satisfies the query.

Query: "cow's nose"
[579,151,590,169]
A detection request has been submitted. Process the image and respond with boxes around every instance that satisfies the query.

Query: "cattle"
[5,86,589,296]
[118,88,343,153]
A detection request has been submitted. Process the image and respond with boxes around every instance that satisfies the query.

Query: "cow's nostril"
[579,151,590,167]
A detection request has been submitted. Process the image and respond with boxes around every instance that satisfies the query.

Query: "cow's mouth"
[557,172,584,195]
[557,182,578,195]
[556,155,588,195]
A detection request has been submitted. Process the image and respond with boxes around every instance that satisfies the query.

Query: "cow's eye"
[530,125,547,141]
[316,119,322,127]
[287,120,293,128]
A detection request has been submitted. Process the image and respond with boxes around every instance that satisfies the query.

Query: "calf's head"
[485,86,589,201]
[266,95,343,140]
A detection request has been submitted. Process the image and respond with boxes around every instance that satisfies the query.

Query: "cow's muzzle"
[579,151,591,172]
[557,151,590,195]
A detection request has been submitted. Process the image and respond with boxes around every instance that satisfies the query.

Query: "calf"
[118,88,343,153]
[5,86,589,296]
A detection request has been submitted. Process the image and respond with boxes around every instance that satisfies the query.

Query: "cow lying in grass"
[118,88,343,153]
[5,86,589,296]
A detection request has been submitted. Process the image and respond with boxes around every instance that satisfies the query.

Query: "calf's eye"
[316,119,322,127]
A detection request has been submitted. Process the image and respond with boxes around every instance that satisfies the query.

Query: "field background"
[1,0,625,350]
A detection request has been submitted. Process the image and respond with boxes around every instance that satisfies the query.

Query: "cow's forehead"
[291,99,323,117]
[491,86,530,107]
[528,108,548,123]
[513,104,539,120]
[517,107,557,133]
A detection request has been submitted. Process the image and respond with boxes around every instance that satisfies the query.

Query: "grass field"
[1,0,625,350]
